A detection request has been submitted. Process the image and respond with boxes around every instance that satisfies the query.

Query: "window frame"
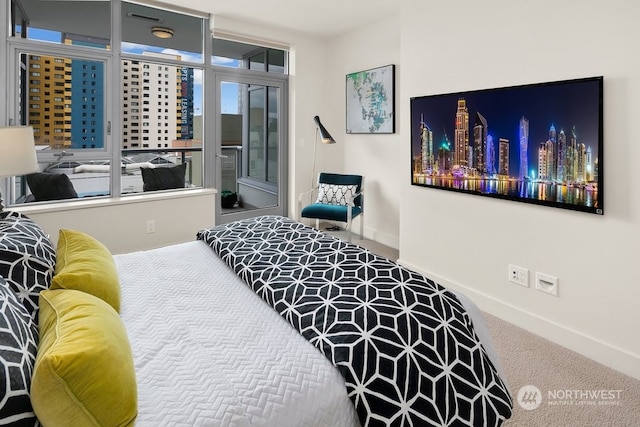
[7,40,115,164]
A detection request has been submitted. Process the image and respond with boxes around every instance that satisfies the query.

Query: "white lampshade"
[0,126,38,178]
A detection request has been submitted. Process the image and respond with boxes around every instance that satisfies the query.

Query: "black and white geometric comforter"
[197,216,512,426]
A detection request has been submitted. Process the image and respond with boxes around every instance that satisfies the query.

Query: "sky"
[410,77,603,176]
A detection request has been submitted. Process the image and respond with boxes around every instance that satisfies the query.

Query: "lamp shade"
[313,116,336,144]
[0,126,39,178]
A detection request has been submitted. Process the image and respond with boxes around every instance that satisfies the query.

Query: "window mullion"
[110,0,123,197]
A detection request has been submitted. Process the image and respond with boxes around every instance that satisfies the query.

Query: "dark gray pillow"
[0,275,39,425]
[140,163,187,191]
[26,172,78,201]
[0,211,56,320]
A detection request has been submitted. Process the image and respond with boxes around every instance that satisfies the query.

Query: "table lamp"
[0,126,38,212]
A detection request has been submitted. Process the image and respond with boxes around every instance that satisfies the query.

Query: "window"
[13,1,111,50]
[212,39,288,74]
[18,52,104,154]
[4,0,286,206]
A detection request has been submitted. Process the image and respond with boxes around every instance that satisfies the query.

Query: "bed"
[0,212,512,426]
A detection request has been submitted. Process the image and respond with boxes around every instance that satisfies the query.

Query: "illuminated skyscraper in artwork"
[544,125,557,181]
[538,142,548,180]
[420,114,434,173]
[473,111,487,174]
[498,138,509,176]
[586,146,593,182]
[519,116,529,179]
[557,129,567,181]
[454,98,469,167]
[565,125,579,182]
[438,132,452,175]
[577,142,587,183]
[486,134,495,175]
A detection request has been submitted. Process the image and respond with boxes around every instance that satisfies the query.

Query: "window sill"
[12,188,217,215]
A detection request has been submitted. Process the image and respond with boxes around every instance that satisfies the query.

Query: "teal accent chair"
[298,173,363,242]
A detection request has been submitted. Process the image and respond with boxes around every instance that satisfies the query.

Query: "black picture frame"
[410,76,604,215]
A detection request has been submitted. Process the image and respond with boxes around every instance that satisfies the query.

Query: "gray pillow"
[26,172,78,201]
[140,163,187,191]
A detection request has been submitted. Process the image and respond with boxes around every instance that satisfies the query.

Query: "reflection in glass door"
[216,74,287,224]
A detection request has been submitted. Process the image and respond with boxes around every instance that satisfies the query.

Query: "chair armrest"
[346,188,364,208]
[298,188,315,203]
[297,188,316,222]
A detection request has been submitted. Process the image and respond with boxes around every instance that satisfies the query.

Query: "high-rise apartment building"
[122,52,193,150]
[27,55,72,149]
[26,33,107,149]
[70,59,104,149]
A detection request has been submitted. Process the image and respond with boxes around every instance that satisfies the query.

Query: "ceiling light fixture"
[151,26,174,39]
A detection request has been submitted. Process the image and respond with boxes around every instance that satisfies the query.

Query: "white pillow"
[316,183,358,207]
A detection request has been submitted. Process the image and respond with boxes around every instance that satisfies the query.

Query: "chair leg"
[346,217,352,243]
[315,218,319,230]
[359,214,364,240]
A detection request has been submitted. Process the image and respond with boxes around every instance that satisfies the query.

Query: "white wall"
[16,190,216,254]
[394,0,640,380]
[325,14,402,248]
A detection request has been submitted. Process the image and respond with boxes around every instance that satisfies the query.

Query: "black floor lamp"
[311,116,336,189]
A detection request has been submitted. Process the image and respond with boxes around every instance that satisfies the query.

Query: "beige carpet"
[485,313,640,426]
[323,225,640,426]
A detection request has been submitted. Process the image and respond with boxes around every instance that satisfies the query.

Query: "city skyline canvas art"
[410,76,604,215]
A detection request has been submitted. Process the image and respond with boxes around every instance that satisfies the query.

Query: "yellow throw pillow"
[32,289,137,426]
[52,228,121,312]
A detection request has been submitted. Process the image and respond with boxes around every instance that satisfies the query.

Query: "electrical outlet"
[508,264,529,287]
[536,272,558,296]
[146,220,156,234]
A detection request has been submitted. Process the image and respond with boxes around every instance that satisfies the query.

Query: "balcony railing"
[11,145,246,206]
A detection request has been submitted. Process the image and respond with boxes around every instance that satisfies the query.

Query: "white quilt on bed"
[115,240,361,427]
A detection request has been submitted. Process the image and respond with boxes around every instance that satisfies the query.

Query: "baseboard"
[363,226,399,250]
[397,258,640,382]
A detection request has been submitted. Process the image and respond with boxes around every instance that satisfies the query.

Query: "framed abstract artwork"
[346,64,395,134]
